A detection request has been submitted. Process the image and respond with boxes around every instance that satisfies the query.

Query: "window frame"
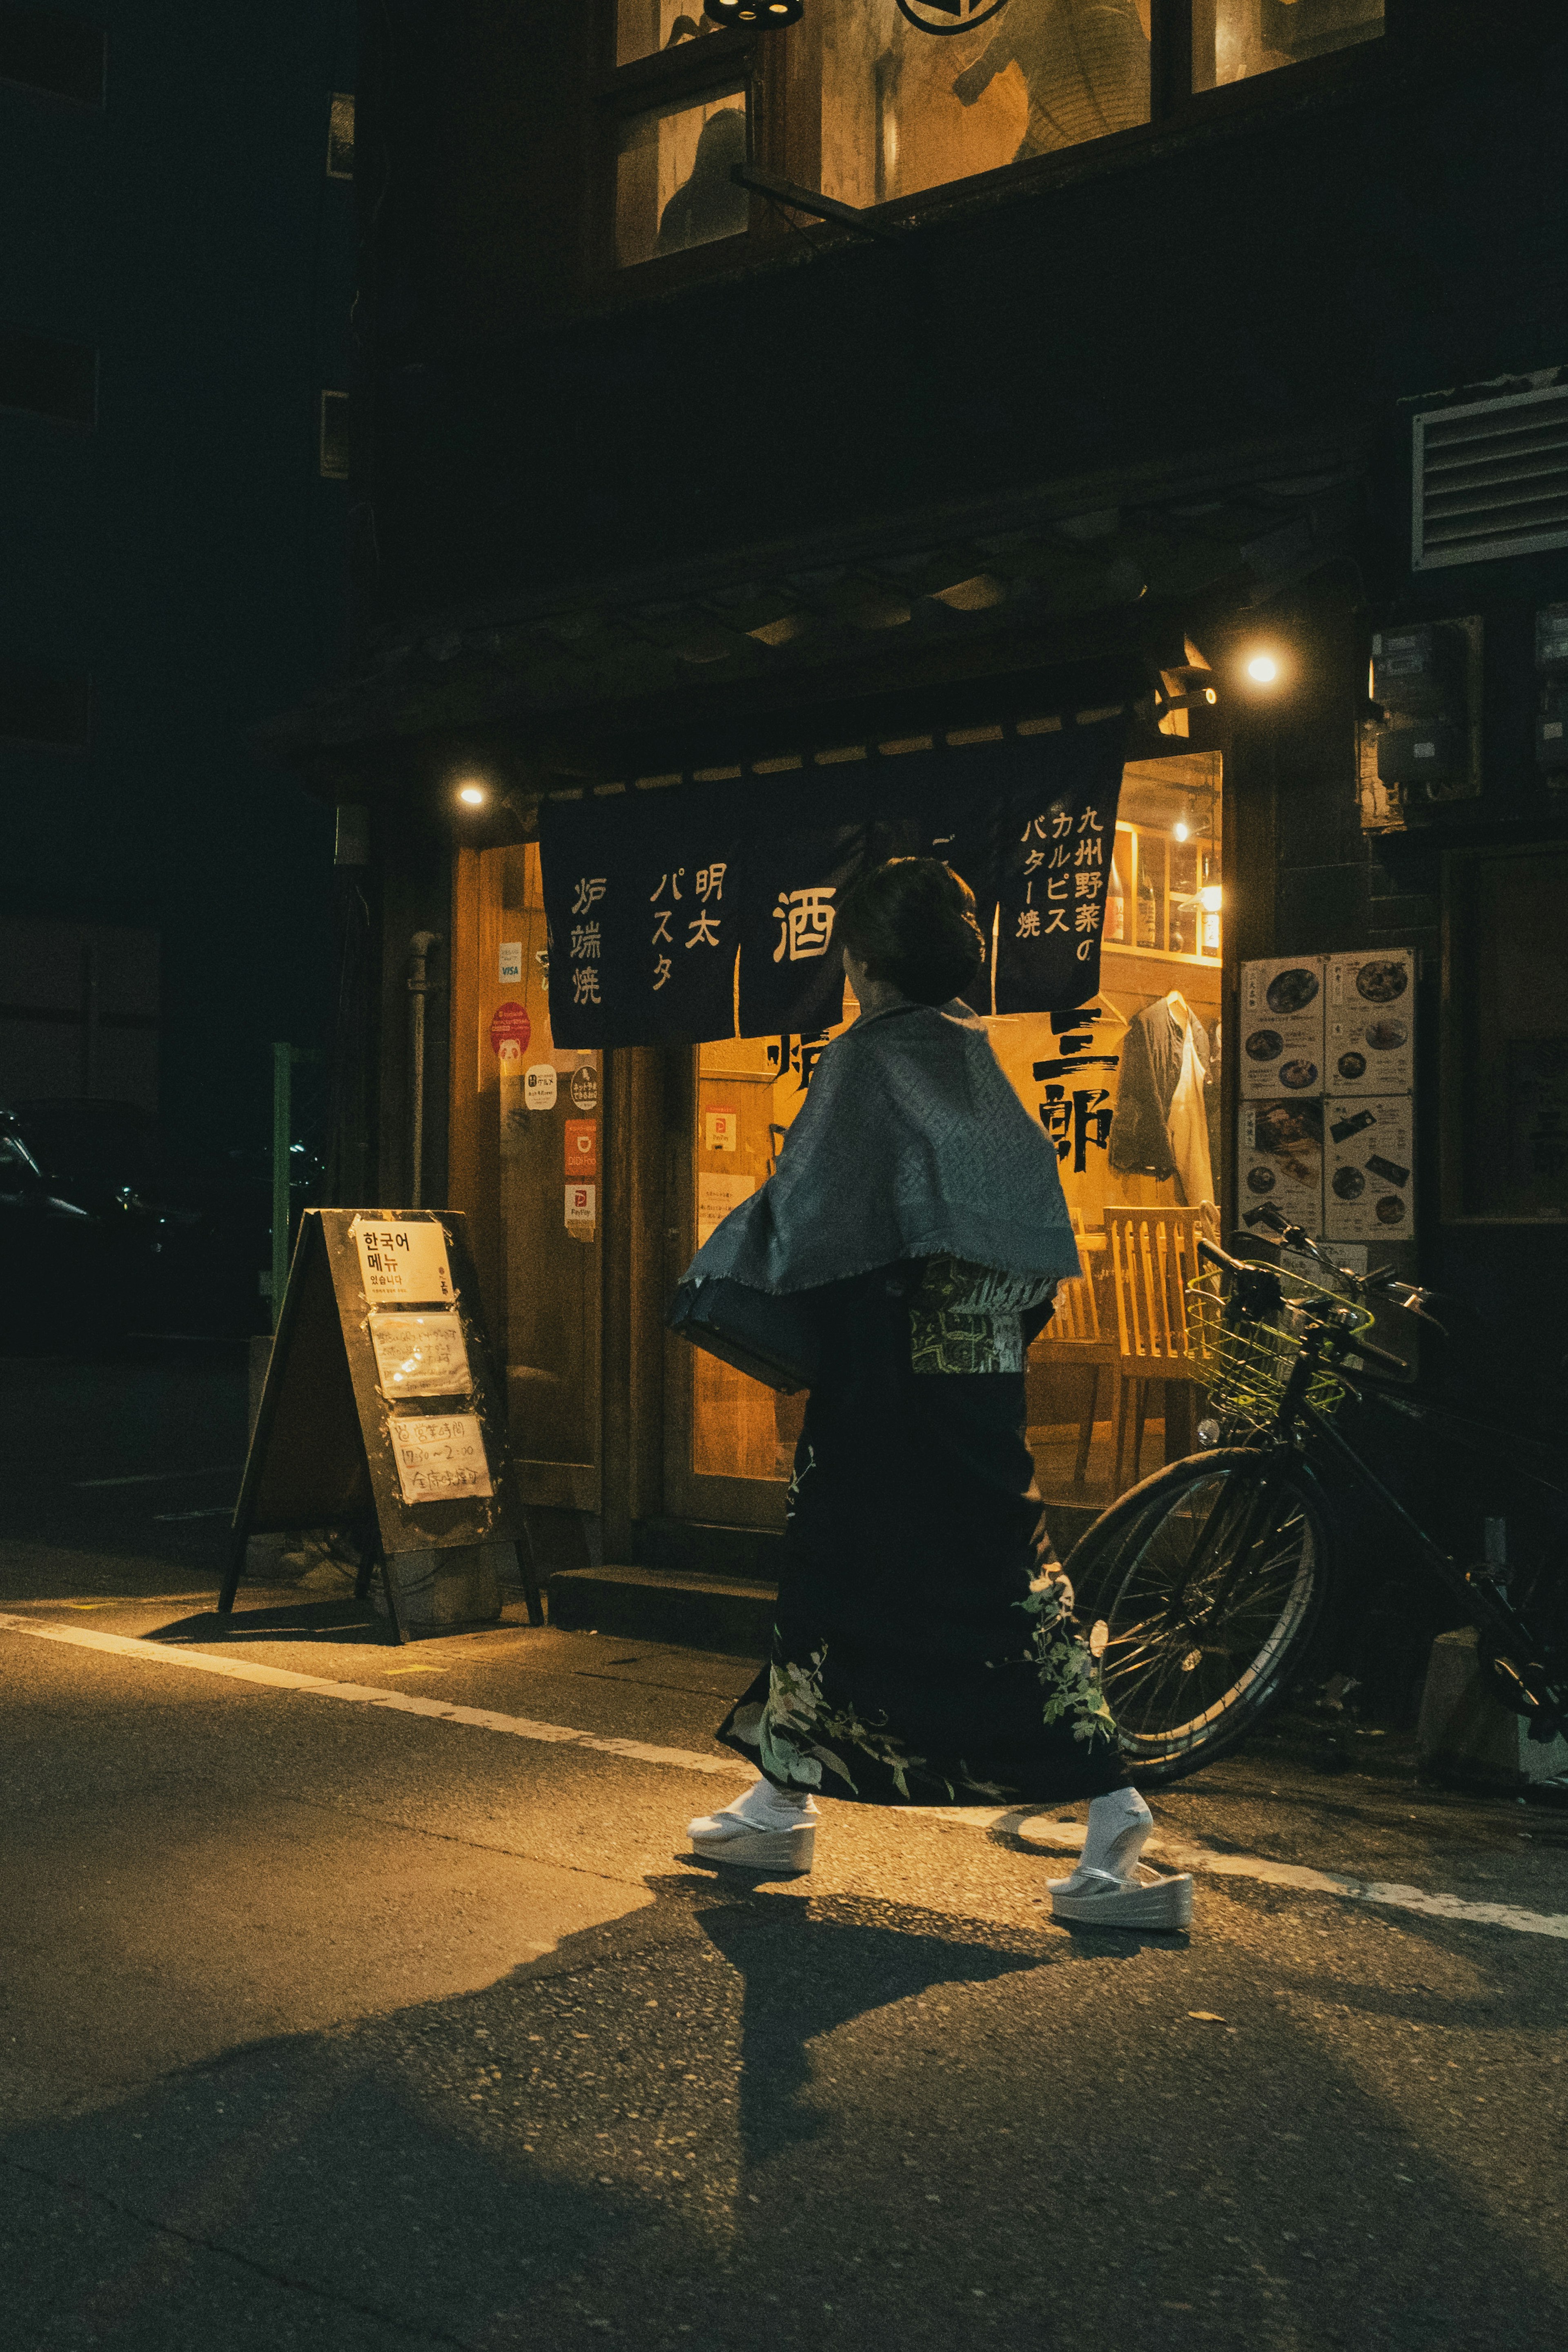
[588,0,1397,292]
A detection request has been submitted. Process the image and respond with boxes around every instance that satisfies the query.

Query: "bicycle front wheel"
[1067,1449,1335,1783]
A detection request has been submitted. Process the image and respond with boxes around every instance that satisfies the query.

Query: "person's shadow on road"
[668,1879,1148,2169]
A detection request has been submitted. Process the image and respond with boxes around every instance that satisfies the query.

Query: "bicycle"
[1064,1206,1568,1783]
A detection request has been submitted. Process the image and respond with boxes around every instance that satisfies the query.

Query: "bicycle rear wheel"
[1067,1448,1334,1783]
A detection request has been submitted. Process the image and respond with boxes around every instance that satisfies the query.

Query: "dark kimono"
[717,1256,1126,1806]
[684,998,1127,1810]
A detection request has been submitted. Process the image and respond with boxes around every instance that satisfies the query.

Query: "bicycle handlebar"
[1198,1237,1412,1377]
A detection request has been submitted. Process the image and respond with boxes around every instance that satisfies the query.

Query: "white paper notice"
[352,1216,454,1305]
[697,1172,754,1247]
[499,941,523,984]
[524,1062,557,1111]
[1325,951,1414,1096]
[368,1309,471,1399]
[390,1411,493,1504]
[1239,957,1326,1101]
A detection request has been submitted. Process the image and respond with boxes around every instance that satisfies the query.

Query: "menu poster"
[368,1309,471,1401]
[1324,1097,1415,1242]
[1238,1098,1324,1231]
[1239,958,1326,1101]
[1326,952,1415,1096]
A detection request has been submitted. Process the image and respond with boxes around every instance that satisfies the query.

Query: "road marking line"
[3,1612,1565,1944]
[0,1612,741,1778]
[906,1806,1568,1944]
[75,1467,243,1489]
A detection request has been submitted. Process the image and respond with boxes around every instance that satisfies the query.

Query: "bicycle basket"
[1186,1264,1374,1430]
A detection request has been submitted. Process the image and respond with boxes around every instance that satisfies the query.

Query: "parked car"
[0,1097,274,1343]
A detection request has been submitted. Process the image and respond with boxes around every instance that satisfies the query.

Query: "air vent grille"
[1412,383,1568,570]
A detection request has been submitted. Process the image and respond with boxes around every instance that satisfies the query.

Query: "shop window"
[1444,845,1568,1223]
[0,4,105,107]
[1201,0,1383,91]
[326,92,355,179]
[797,0,1151,209]
[682,750,1223,1518]
[319,389,350,478]
[617,1,725,67]
[616,87,750,265]
[487,845,605,1504]
[0,327,96,426]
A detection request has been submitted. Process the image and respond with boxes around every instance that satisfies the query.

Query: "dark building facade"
[0,3,356,1167]
[273,0,1568,1589]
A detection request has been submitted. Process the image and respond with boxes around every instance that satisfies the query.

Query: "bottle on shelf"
[1104,847,1125,942]
[1136,849,1158,948]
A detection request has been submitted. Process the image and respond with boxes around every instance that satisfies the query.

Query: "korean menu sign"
[537,724,1128,1048]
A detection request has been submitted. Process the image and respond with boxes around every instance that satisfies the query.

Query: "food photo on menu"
[1324,1097,1414,1241]
[1239,956,1325,1100]
[1326,950,1415,1095]
[1238,1097,1325,1229]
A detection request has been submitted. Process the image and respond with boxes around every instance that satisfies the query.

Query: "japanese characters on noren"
[650,862,727,990]
[1016,799,1106,961]
[570,873,606,1005]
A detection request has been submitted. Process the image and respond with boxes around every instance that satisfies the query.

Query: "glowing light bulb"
[458,783,486,807]
[1173,820,1189,841]
[1199,885,1223,914]
[1246,653,1279,684]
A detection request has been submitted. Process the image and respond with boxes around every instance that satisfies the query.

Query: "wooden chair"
[1026,1216,1120,1489]
[1103,1206,1208,1490]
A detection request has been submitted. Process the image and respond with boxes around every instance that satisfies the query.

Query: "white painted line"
[76,1467,243,1489]
[0,1612,743,1779]
[906,1806,1568,1945]
[3,1612,1565,1944]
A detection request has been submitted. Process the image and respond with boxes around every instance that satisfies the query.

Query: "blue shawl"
[684,1000,1082,1295]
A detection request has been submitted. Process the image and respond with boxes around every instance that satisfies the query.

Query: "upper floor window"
[0,3,105,108]
[1202,0,1383,91]
[604,0,1385,272]
[327,92,355,179]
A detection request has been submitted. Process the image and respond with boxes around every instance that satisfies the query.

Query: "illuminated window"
[1200,0,1383,92]
[616,88,750,268]
[617,1,725,67]
[799,0,1151,210]
[327,92,355,179]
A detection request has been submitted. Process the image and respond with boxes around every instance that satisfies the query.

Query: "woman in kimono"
[680,858,1192,1932]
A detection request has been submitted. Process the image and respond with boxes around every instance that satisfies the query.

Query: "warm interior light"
[1200,885,1223,914]
[1246,653,1279,683]
[1172,820,1189,841]
[457,782,487,806]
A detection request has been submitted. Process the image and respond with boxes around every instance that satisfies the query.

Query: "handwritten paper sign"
[368,1310,471,1400]
[351,1215,454,1305]
[390,1412,494,1505]
[697,1171,754,1247]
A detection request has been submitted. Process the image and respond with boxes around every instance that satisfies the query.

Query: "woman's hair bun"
[835,857,984,1006]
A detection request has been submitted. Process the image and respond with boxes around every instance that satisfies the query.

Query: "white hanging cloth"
[1164,993,1214,1209]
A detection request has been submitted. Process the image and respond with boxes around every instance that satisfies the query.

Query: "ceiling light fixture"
[704,0,802,22]
[457,782,487,807]
[1246,652,1280,684]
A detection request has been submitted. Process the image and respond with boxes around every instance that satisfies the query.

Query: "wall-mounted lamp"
[1172,819,1189,842]
[1245,652,1281,684]
[457,781,488,807]
[1199,884,1223,915]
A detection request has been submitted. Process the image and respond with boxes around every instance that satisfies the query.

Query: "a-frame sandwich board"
[220,1208,540,1641]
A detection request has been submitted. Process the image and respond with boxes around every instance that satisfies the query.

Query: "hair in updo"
[835,857,985,1006]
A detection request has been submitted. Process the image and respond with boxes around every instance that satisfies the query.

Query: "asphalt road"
[1,1346,1565,2351]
